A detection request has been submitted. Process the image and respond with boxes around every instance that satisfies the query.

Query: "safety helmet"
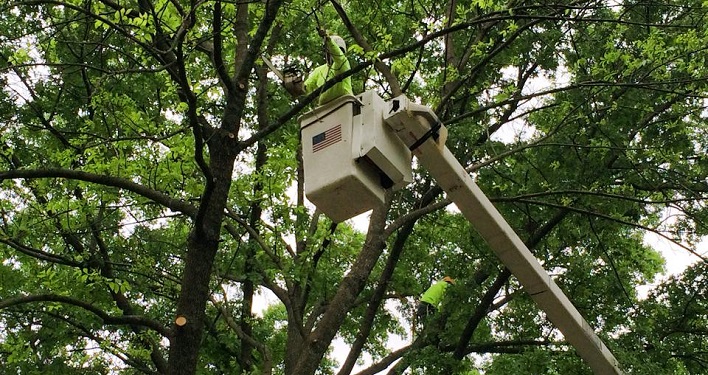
[443,276,455,285]
[330,35,347,53]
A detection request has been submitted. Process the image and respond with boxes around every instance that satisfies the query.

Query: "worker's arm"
[325,36,349,74]
[304,30,353,104]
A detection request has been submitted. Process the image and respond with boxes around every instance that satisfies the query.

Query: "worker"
[416,276,455,323]
[303,29,353,105]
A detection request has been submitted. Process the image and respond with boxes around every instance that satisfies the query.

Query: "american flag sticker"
[312,124,342,153]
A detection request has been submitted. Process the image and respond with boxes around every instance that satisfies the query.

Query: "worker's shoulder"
[305,64,328,83]
[310,64,329,75]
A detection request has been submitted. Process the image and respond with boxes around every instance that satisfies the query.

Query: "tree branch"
[0,294,171,338]
[209,295,273,375]
[211,0,235,92]
[453,268,511,359]
[354,345,411,375]
[0,237,81,267]
[515,198,707,262]
[0,168,197,217]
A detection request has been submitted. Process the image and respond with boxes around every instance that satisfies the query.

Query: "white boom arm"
[383,95,623,375]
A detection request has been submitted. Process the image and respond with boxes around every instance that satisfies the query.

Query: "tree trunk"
[167,128,239,373]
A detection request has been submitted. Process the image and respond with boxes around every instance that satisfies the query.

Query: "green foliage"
[1,0,707,374]
[617,261,708,373]
[484,348,591,375]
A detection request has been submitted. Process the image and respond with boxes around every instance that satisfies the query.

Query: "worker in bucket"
[304,28,353,105]
[416,276,455,323]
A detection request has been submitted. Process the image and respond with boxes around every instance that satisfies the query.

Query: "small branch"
[224,207,289,268]
[384,198,450,236]
[456,339,555,355]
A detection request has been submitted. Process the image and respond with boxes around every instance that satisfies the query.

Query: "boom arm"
[383,95,623,375]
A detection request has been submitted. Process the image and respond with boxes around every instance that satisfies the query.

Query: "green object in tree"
[420,279,450,310]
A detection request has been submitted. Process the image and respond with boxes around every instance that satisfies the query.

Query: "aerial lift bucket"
[299,90,412,222]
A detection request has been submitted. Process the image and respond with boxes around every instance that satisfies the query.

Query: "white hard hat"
[330,35,346,53]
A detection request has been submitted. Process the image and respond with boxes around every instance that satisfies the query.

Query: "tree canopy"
[1,0,707,374]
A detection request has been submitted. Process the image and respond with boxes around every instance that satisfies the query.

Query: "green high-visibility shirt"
[304,36,352,105]
[420,280,450,310]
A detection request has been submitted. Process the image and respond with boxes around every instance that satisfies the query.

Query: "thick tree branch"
[234,0,284,88]
[0,237,80,267]
[0,294,171,338]
[209,296,273,375]
[292,194,392,375]
[516,198,707,262]
[354,346,411,375]
[0,168,197,217]
[211,0,235,92]
[453,268,511,359]
[338,214,413,375]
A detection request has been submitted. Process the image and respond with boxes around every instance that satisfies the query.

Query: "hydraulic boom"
[298,91,623,374]
[383,95,623,375]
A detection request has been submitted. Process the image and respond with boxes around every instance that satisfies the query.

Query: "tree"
[0,0,706,374]
[620,261,708,374]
